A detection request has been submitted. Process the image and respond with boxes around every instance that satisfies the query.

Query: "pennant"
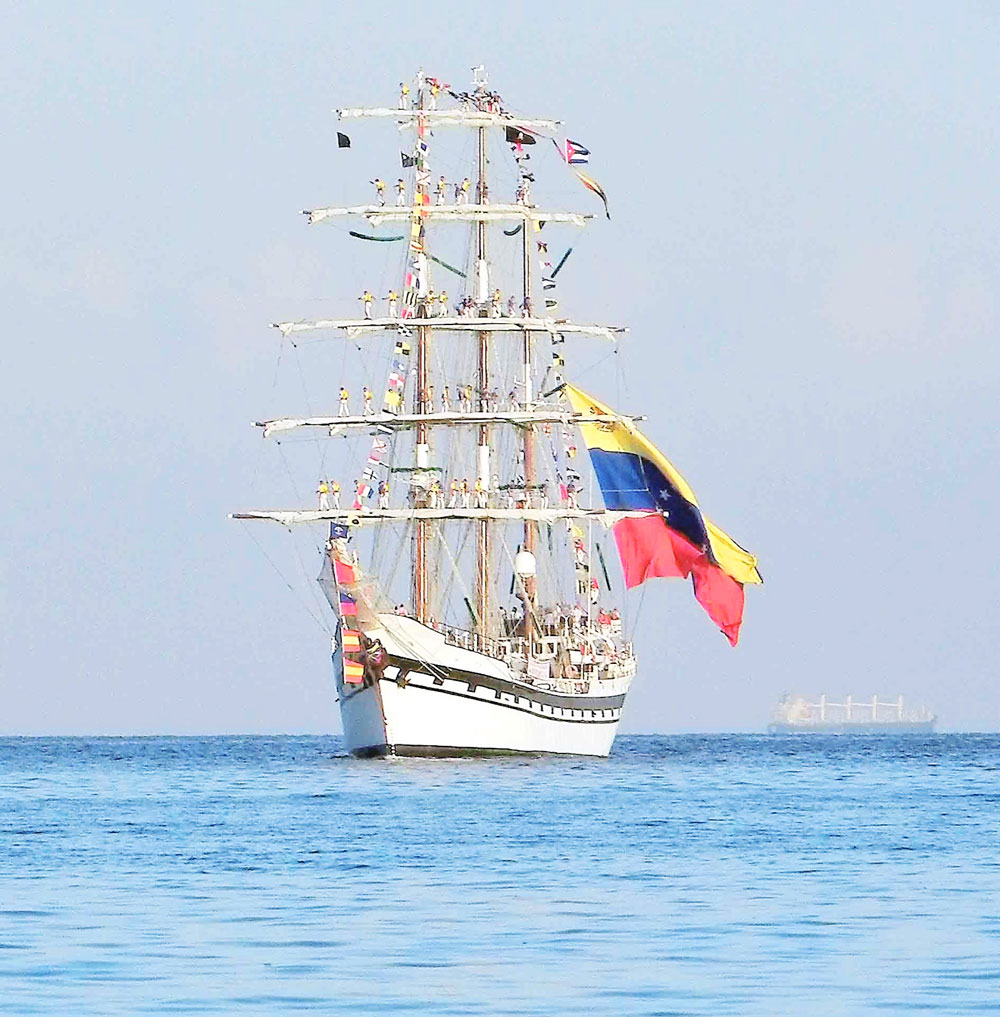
[545,298,559,309]
[401,151,417,168]
[542,278,556,290]
[337,132,351,149]
[551,248,573,278]
[574,170,610,219]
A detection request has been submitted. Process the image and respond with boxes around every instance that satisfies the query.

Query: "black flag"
[505,125,537,146]
[401,151,417,168]
[337,132,351,148]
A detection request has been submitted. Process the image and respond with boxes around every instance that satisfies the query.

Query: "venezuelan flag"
[564,384,761,645]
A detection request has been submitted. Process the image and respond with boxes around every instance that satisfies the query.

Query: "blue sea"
[1,735,998,1015]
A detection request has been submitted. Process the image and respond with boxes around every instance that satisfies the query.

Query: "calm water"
[1,735,998,1015]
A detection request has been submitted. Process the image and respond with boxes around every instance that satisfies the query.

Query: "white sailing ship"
[233,69,761,757]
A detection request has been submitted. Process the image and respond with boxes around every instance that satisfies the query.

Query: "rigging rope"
[238,522,331,634]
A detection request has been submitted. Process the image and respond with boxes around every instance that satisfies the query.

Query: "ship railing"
[436,622,633,687]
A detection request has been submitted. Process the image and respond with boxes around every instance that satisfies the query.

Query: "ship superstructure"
[232,69,761,756]
[768,694,937,734]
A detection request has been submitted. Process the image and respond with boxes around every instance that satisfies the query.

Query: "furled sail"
[563,384,761,645]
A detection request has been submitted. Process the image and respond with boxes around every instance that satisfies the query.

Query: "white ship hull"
[334,615,632,757]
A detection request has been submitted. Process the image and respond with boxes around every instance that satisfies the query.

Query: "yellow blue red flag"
[564,384,761,645]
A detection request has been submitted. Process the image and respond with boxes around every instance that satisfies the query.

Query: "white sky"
[3,2,999,734]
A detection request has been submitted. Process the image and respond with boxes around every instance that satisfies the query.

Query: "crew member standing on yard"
[378,481,390,510]
[317,480,330,511]
[448,478,459,508]
[491,288,503,317]
[372,178,386,205]
[362,386,374,415]
[398,82,410,109]
[395,178,406,206]
[330,480,341,509]
[441,385,451,412]
[386,290,399,317]
[435,175,447,205]
[338,386,350,416]
[360,290,374,319]
[460,478,471,509]
[458,177,471,204]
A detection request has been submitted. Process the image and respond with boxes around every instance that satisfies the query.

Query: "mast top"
[337,65,561,134]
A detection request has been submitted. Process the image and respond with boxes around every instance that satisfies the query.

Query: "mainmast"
[475,119,490,646]
[521,188,537,654]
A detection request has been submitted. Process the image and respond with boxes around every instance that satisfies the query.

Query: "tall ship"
[233,69,762,757]
[768,694,937,734]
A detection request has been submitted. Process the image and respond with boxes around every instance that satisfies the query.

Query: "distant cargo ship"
[768,694,936,734]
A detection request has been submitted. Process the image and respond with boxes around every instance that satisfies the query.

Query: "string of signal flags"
[335,124,611,220]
